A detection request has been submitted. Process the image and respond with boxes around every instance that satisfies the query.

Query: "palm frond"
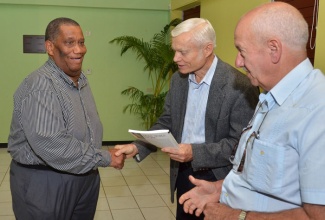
[111,19,182,129]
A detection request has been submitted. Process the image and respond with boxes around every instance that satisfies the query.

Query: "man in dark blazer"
[115,18,259,220]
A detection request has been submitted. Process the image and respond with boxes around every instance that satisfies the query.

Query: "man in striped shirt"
[8,17,124,220]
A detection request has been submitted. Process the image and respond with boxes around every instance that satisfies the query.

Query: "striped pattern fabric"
[8,58,110,174]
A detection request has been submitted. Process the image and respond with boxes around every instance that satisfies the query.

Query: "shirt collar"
[47,58,87,88]
[268,58,313,107]
[188,55,218,86]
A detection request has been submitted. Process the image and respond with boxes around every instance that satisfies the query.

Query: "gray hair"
[45,17,80,42]
[250,2,308,51]
[171,18,216,48]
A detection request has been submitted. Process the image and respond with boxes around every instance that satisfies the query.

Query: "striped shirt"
[8,58,110,174]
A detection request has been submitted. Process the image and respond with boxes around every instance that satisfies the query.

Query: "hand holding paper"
[128,129,179,148]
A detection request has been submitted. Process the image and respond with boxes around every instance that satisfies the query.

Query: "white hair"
[171,18,216,48]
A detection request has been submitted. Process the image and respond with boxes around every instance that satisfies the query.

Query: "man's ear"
[204,42,214,57]
[45,40,54,56]
[268,39,281,64]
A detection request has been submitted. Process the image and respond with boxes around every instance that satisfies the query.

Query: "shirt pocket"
[245,138,285,194]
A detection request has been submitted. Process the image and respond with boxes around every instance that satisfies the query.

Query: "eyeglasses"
[229,101,268,173]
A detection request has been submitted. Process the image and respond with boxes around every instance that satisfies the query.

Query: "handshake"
[107,144,139,170]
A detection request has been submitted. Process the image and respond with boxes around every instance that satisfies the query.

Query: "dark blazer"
[134,57,259,202]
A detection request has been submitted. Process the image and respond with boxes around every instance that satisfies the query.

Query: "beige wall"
[171,0,324,73]
[314,1,325,72]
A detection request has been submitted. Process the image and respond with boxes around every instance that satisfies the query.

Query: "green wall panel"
[0,2,170,143]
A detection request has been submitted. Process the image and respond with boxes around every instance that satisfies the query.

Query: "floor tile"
[0,201,14,215]
[111,209,145,220]
[104,186,132,197]
[108,196,138,209]
[121,168,145,177]
[141,167,166,176]
[134,195,166,208]
[0,216,16,220]
[96,197,110,210]
[153,183,170,195]
[0,146,176,219]
[0,190,12,202]
[99,167,123,178]
[101,176,127,187]
[138,161,161,169]
[94,210,113,220]
[147,175,169,184]
[124,176,151,185]
[129,184,158,196]
[141,207,175,220]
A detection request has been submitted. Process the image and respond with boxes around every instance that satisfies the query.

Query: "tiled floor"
[0,146,176,220]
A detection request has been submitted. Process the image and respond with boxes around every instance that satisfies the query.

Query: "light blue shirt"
[181,56,218,143]
[221,59,325,212]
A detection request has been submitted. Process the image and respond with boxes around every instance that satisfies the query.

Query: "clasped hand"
[108,148,126,169]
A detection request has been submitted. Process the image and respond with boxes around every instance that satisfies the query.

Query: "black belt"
[15,161,52,171]
[13,161,96,176]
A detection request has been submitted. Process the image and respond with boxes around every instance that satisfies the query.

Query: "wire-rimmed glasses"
[229,101,268,173]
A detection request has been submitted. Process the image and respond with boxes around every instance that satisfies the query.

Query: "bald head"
[237,2,308,51]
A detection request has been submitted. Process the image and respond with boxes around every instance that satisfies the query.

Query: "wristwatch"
[238,210,248,220]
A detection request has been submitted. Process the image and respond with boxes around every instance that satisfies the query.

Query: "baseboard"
[0,141,133,148]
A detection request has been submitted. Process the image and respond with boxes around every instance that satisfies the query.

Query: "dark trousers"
[10,160,100,220]
[176,163,217,220]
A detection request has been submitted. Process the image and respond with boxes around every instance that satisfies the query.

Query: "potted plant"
[109,18,182,129]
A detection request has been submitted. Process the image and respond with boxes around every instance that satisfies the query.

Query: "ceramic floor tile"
[3,173,10,182]
[141,207,175,220]
[156,160,170,169]
[141,167,166,176]
[153,183,170,195]
[99,167,123,178]
[96,197,110,211]
[169,206,177,217]
[98,186,106,198]
[104,186,132,197]
[162,167,170,175]
[101,176,127,187]
[1,146,177,219]
[94,210,113,220]
[121,168,145,177]
[123,160,140,169]
[0,159,11,166]
[0,182,10,191]
[0,190,12,202]
[0,201,14,215]
[0,165,9,173]
[124,175,151,186]
[134,195,166,208]
[147,175,170,184]
[107,196,138,209]
[128,184,158,196]
[0,216,15,220]
[138,161,161,169]
[149,153,169,161]
[111,208,145,220]
[0,172,5,183]
[160,194,177,208]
